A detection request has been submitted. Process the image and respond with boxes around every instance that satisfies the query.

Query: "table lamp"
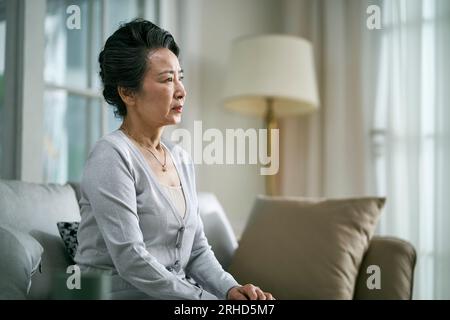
[223,35,320,195]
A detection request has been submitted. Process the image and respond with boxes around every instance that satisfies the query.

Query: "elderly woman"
[74,19,274,300]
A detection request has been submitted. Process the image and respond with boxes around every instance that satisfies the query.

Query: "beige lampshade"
[223,35,320,117]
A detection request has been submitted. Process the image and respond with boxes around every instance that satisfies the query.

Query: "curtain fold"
[279,0,380,198]
[280,0,449,299]
[434,0,450,299]
[375,0,450,299]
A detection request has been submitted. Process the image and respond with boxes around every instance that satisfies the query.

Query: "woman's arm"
[81,140,216,299]
[184,210,275,300]
[184,207,240,299]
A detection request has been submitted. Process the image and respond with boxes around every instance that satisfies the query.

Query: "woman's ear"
[118,86,136,108]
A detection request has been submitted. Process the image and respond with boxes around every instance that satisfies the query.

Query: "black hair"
[99,19,180,118]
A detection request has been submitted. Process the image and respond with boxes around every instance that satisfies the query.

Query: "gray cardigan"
[74,130,239,299]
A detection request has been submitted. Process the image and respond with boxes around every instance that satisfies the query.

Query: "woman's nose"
[175,81,186,101]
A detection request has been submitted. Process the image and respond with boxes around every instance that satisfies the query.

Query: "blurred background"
[0,0,449,299]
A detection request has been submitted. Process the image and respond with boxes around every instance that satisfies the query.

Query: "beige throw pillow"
[229,196,385,299]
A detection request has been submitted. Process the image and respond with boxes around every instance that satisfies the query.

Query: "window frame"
[1,0,46,182]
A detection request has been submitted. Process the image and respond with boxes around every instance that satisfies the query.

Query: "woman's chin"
[166,115,182,125]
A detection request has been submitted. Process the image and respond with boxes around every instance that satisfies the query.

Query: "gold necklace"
[120,126,167,172]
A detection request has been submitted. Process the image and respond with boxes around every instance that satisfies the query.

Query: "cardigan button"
[179,226,185,232]
[173,260,181,272]
[166,266,174,272]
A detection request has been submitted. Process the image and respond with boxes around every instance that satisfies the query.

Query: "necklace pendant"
[162,166,167,172]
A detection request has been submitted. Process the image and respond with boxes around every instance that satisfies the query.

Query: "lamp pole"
[265,97,277,196]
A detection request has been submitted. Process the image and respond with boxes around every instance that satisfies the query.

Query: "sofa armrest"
[354,236,417,300]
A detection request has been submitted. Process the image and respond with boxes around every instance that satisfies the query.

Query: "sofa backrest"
[197,193,238,270]
[0,179,81,299]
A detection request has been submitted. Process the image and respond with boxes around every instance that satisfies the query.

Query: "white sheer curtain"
[374,0,450,299]
[280,0,449,299]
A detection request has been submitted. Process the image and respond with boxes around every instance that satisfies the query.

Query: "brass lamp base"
[265,98,278,196]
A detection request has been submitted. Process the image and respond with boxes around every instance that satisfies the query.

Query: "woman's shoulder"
[87,130,133,162]
[81,130,136,183]
[80,131,137,195]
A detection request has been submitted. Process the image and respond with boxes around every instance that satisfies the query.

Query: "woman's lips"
[171,106,183,113]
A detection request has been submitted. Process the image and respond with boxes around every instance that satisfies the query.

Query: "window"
[43,0,159,183]
[0,0,6,168]
[372,0,450,299]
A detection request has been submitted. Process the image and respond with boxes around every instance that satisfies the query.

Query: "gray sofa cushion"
[0,225,44,299]
[0,180,81,299]
[0,180,81,234]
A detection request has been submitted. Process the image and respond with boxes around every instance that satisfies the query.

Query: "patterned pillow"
[56,222,79,261]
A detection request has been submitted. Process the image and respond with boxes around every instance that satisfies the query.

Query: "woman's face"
[133,48,186,127]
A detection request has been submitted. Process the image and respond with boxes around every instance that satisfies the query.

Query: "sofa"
[0,179,417,299]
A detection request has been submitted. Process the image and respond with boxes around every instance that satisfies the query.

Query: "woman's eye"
[179,76,184,81]
[165,78,173,82]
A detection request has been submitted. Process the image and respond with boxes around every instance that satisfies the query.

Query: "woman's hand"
[227,284,275,300]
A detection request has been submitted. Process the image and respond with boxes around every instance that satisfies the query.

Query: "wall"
[174,0,283,237]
